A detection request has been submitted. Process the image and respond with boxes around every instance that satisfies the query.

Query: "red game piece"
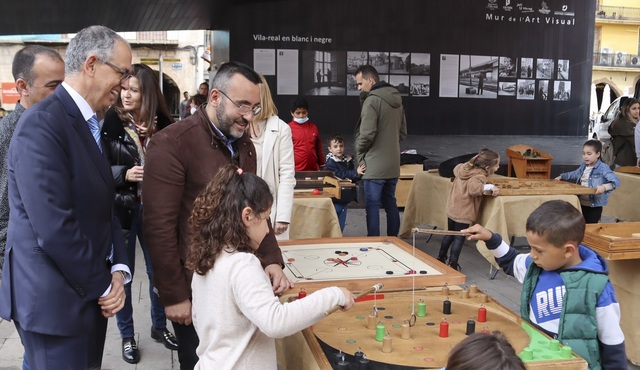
[478,306,487,322]
[312,188,321,195]
[298,289,307,299]
[439,318,449,338]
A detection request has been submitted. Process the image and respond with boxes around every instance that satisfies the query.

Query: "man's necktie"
[87,115,102,152]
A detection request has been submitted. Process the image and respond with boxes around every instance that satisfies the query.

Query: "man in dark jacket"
[354,65,407,237]
[143,61,291,370]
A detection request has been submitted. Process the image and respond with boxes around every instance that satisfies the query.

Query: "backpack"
[601,140,615,167]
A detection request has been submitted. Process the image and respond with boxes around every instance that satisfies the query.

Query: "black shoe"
[448,261,462,271]
[436,255,447,264]
[151,327,179,351]
[122,337,140,364]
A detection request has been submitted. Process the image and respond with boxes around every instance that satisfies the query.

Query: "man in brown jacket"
[143,61,291,370]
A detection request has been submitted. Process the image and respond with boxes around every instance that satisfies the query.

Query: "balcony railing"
[596,5,640,21]
[593,52,640,68]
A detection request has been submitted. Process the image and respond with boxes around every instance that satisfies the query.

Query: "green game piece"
[518,322,575,363]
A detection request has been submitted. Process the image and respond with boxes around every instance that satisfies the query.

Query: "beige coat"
[252,115,296,240]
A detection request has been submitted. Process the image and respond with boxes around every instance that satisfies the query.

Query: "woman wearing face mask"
[248,75,296,240]
[188,94,207,116]
[101,64,176,364]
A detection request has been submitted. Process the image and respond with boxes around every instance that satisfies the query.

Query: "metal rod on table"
[324,283,384,316]
[412,228,471,236]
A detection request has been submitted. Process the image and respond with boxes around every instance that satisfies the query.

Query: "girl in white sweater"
[186,164,355,370]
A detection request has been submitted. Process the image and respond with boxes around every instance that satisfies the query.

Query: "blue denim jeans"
[334,203,348,232]
[363,178,400,236]
[116,204,167,338]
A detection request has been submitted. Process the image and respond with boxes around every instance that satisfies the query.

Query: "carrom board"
[279,237,465,294]
[485,178,595,196]
[277,287,587,370]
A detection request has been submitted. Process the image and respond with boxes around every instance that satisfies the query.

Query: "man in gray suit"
[0,45,65,277]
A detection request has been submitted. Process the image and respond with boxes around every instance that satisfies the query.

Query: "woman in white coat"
[250,75,296,240]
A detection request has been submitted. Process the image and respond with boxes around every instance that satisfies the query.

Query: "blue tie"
[87,115,102,152]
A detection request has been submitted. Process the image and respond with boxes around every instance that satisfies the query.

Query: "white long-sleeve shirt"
[192,250,345,370]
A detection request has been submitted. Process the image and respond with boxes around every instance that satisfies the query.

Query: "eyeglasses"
[103,60,132,82]
[218,89,261,116]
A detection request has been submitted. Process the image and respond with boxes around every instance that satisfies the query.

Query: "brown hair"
[446,331,526,370]
[186,164,273,275]
[465,148,499,172]
[618,97,640,123]
[526,200,585,247]
[114,63,173,136]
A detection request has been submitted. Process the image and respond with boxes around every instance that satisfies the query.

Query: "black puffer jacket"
[102,108,141,230]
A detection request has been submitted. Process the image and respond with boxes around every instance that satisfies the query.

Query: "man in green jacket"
[354,65,407,236]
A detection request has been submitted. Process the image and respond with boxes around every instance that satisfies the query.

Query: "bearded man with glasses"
[143,61,291,370]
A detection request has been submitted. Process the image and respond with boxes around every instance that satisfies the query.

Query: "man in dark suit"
[0,25,132,370]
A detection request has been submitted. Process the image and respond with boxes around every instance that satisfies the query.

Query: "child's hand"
[357,164,366,175]
[461,224,493,241]
[594,185,606,194]
[490,185,499,197]
[554,176,561,181]
[338,287,356,311]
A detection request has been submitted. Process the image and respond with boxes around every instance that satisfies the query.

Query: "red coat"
[288,121,325,171]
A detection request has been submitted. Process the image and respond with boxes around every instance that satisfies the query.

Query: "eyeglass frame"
[103,60,132,82]
[217,89,261,116]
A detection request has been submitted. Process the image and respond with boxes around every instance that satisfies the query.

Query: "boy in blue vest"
[463,200,626,370]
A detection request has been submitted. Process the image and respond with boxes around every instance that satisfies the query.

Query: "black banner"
[226,0,595,136]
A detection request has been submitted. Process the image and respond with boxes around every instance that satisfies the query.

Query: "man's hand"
[98,271,126,318]
[461,224,493,242]
[165,300,193,325]
[264,264,293,295]
[274,222,289,235]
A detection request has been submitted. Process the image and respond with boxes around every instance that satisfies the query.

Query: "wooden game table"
[290,197,342,239]
[399,171,581,267]
[583,222,640,365]
[603,171,640,222]
[278,237,465,294]
[277,286,587,369]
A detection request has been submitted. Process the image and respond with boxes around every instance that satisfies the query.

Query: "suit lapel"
[55,87,112,186]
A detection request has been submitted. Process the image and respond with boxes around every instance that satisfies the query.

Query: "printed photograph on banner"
[302,50,346,96]
[410,53,431,75]
[458,55,498,99]
[553,81,571,101]
[499,57,517,77]
[410,76,430,97]
[389,52,410,74]
[368,52,390,74]
[346,74,359,96]
[520,57,534,78]
[347,51,368,74]
[557,59,569,80]
[389,75,410,96]
[536,58,554,79]
[538,80,549,100]
[439,54,460,98]
[498,82,516,96]
[516,79,535,100]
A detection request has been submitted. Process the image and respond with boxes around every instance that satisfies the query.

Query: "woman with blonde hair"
[249,75,296,240]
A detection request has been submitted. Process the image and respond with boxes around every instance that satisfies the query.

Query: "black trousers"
[171,321,200,370]
[581,205,603,224]
[438,218,470,264]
